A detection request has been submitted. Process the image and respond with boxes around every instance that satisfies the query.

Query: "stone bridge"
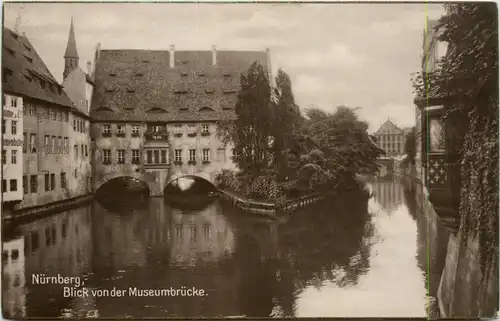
[94,166,222,197]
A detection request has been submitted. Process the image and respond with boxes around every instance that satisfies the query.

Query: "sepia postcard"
[1,1,498,319]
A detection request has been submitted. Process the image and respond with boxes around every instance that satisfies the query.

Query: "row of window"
[2,94,20,108]
[102,124,211,136]
[2,120,19,136]
[377,135,403,142]
[100,148,216,164]
[1,149,19,165]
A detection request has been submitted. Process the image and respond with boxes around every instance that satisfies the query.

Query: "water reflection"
[2,176,450,318]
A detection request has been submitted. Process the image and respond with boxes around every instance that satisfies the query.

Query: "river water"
[2,176,450,318]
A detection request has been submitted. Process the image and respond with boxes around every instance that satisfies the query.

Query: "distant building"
[373,120,406,156]
[90,44,271,195]
[61,18,93,196]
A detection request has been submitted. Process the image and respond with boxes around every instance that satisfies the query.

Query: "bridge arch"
[165,171,216,189]
[94,172,162,196]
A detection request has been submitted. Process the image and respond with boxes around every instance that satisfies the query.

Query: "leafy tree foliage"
[224,62,274,176]
[403,127,416,165]
[272,69,302,180]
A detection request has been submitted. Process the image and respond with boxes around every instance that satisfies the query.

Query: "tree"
[272,69,302,181]
[231,62,274,176]
[404,127,416,165]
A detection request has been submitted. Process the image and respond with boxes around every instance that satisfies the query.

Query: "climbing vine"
[412,3,498,274]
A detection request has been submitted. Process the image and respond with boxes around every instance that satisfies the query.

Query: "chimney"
[169,45,175,68]
[87,61,92,75]
[212,45,217,66]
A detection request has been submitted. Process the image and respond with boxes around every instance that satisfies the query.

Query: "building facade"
[61,19,94,197]
[2,27,82,210]
[373,120,407,157]
[2,93,24,205]
[90,44,270,195]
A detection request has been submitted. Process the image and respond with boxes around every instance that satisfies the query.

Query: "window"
[132,149,140,163]
[103,149,111,163]
[24,104,28,115]
[153,150,159,164]
[2,95,5,106]
[1,180,6,193]
[51,136,56,153]
[44,174,49,191]
[58,137,62,153]
[23,176,28,194]
[117,125,125,136]
[30,105,35,116]
[9,179,17,192]
[174,149,182,162]
[11,97,17,108]
[189,149,196,162]
[50,174,55,190]
[81,145,84,158]
[44,135,49,152]
[61,173,66,189]
[30,175,37,193]
[202,149,210,162]
[1,150,6,164]
[11,121,17,135]
[23,132,27,153]
[73,119,77,131]
[64,137,68,153]
[74,169,77,178]
[187,124,196,136]
[11,150,17,164]
[146,150,153,164]
[44,108,49,119]
[30,134,37,153]
[74,145,78,158]
[174,125,182,136]
[85,145,88,157]
[161,150,167,164]
[201,124,209,135]
[429,118,445,152]
[118,150,125,164]
[132,125,140,135]
[2,120,5,134]
[103,124,111,134]
[51,111,56,121]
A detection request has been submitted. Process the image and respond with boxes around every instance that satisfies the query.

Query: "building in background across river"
[373,120,411,157]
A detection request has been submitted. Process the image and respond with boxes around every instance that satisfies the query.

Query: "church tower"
[63,17,79,80]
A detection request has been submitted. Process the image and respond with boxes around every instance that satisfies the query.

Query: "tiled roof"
[2,27,74,108]
[90,49,269,122]
[374,120,403,135]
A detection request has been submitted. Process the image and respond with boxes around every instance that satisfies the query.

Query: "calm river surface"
[2,176,449,318]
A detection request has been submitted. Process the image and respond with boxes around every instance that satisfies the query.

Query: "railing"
[145,131,169,142]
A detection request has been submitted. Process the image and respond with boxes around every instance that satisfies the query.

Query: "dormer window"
[23,44,31,52]
[223,72,231,77]
[24,75,33,82]
[127,88,135,93]
[180,71,188,77]
[10,31,18,39]
[105,86,115,92]
[198,71,206,77]
[109,72,117,77]
[3,68,13,83]
[205,87,215,94]
[5,47,15,56]
[135,72,143,77]
[24,55,33,63]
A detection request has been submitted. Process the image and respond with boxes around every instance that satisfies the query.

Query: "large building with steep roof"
[2,26,92,212]
[373,120,407,156]
[90,44,271,195]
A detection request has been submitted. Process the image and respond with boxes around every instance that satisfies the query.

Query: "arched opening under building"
[95,177,150,212]
[163,176,218,211]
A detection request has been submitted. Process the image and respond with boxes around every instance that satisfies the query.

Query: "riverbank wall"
[402,163,498,318]
[218,189,328,219]
[3,194,94,225]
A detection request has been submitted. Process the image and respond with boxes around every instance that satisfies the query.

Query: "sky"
[3,2,444,132]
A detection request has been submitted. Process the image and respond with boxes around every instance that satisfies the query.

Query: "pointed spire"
[64,17,78,58]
